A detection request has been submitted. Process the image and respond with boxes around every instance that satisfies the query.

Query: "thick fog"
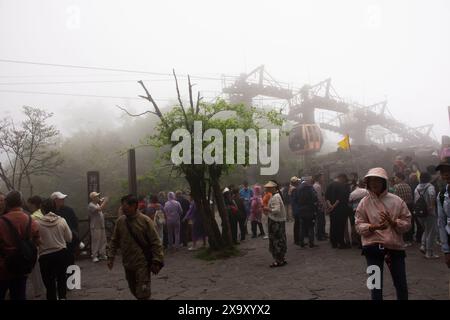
[0,0,449,139]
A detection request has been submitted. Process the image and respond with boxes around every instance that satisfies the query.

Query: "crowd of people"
[0,155,449,301]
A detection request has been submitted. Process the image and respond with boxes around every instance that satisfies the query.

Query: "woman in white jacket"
[263,181,287,268]
[37,198,72,300]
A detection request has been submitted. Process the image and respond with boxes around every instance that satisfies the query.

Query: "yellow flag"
[338,134,350,150]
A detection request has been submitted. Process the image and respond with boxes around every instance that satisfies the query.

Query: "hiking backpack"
[0,215,38,275]
[413,186,430,218]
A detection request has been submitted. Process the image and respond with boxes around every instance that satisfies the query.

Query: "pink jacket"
[355,168,412,251]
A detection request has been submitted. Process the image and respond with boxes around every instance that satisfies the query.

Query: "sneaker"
[403,242,412,248]
[188,247,197,251]
[263,235,269,240]
[99,255,108,261]
[92,257,100,263]
[425,254,440,259]
[419,246,426,254]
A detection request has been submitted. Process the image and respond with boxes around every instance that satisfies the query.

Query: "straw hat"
[264,181,277,188]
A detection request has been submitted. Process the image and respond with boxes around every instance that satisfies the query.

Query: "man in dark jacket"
[51,192,79,266]
[326,174,351,249]
[296,177,318,248]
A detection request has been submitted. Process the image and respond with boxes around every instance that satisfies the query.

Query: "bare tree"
[0,106,63,195]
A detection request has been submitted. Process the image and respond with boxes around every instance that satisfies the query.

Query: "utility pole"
[128,149,137,196]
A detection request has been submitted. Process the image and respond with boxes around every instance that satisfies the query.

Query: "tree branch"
[188,75,194,114]
[116,105,158,117]
[196,91,202,115]
[172,69,191,131]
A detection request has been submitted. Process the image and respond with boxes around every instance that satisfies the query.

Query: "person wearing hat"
[51,191,79,266]
[88,192,109,262]
[263,181,287,267]
[436,157,450,268]
[355,167,412,300]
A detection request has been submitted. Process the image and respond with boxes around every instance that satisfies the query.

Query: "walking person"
[183,196,207,251]
[88,192,108,263]
[51,192,79,267]
[435,157,450,268]
[263,181,287,268]
[164,192,182,250]
[249,185,265,238]
[26,196,45,298]
[296,176,318,248]
[0,191,40,300]
[326,174,351,249]
[313,174,328,241]
[37,199,72,300]
[393,172,414,247]
[413,172,439,259]
[355,167,411,300]
[107,194,164,300]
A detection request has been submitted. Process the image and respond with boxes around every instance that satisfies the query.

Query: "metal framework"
[222,65,439,149]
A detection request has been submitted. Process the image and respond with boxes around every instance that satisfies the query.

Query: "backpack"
[0,215,38,275]
[413,186,430,218]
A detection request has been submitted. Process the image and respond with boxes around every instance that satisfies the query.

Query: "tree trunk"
[186,170,225,250]
[209,166,233,247]
[211,179,233,247]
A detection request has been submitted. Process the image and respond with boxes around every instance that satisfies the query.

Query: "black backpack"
[0,215,38,275]
[413,186,430,218]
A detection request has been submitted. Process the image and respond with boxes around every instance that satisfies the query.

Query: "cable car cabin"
[288,124,323,155]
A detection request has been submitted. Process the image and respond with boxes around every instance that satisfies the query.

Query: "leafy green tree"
[120,73,284,251]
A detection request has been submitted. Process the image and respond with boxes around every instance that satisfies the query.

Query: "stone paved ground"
[34,221,449,300]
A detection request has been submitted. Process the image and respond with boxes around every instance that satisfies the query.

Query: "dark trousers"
[293,215,301,244]
[363,245,408,300]
[39,249,68,300]
[330,207,347,247]
[315,210,326,240]
[0,277,27,300]
[299,217,315,246]
[414,215,424,243]
[251,221,265,237]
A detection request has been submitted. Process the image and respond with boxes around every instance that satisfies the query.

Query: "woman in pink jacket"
[355,167,412,300]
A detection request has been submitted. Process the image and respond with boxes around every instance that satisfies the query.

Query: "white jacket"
[37,212,72,256]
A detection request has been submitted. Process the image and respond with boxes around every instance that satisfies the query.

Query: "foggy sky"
[0,0,449,140]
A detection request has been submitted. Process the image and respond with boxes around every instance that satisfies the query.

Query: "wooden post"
[128,149,137,196]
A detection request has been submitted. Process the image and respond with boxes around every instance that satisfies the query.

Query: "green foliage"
[146,99,285,176]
